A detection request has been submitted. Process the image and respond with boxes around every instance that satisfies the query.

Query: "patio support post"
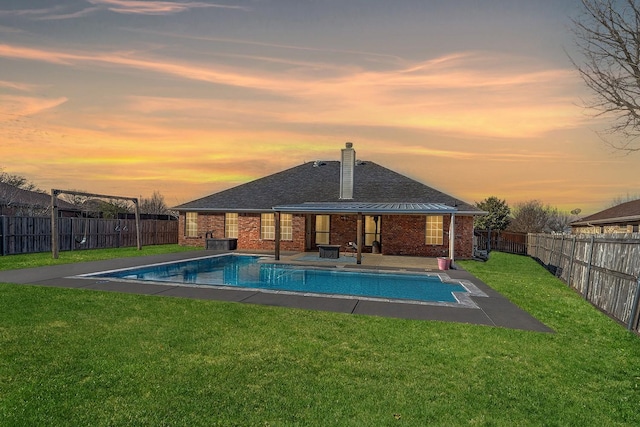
[356,212,363,264]
[274,211,281,260]
[448,213,456,264]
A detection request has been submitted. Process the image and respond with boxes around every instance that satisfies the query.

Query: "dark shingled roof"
[572,199,640,226]
[175,161,481,213]
[0,182,77,211]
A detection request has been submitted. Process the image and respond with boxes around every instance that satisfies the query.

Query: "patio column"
[449,213,456,263]
[274,211,281,260]
[356,212,363,264]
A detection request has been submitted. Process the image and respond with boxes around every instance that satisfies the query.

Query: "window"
[225,213,238,238]
[364,215,381,246]
[261,213,275,240]
[425,215,443,245]
[315,215,330,244]
[261,213,293,240]
[280,213,293,241]
[185,212,198,237]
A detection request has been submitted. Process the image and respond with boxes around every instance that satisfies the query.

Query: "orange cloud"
[0,43,586,138]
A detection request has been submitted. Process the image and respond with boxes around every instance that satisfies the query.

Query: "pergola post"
[133,198,142,250]
[51,189,59,259]
[50,188,142,258]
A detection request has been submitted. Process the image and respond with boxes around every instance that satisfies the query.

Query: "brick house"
[571,199,640,234]
[174,143,485,262]
[0,182,77,216]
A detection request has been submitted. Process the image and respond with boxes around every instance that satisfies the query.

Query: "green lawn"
[0,244,199,271]
[1,250,639,425]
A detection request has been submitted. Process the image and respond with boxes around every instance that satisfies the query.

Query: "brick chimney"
[340,142,355,199]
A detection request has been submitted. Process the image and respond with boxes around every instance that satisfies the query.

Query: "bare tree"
[571,0,640,152]
[0,168,47,216]
[508,200,552,234]
[0,168,39,191]
[140,191,174,216]
[609,192,640,207]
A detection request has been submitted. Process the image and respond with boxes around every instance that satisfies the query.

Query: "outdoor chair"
[345,241,358,257]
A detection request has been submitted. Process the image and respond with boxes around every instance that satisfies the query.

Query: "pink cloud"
[87,0,250,15]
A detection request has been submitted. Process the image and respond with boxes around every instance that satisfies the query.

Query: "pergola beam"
[51,188,142,259]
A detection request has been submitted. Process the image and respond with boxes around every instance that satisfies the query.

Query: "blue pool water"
[90,255,468,303]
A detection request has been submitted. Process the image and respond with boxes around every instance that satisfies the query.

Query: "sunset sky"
[1,0,637,214]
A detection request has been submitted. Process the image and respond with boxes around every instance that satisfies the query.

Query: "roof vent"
[313,160,326,167]
[340,142,355,199]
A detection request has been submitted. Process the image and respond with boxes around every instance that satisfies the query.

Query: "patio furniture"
[318,244,341,259]
[345,241,358,257]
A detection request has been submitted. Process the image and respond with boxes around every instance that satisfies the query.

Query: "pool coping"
[0,250,554,333]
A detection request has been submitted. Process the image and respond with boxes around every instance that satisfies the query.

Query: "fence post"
[583,235,596,299]
[628,277,640,332]
[567,236,577,287]
[557,235,565,276]
[1,216,6,256]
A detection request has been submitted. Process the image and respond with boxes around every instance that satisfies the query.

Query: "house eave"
[571,214,640,227]
[273,202,461,215]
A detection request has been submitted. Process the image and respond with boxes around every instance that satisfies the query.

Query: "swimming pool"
[84,254,485,306]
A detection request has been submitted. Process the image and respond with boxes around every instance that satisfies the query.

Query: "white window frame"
[225,213,238,238]
[185,212,198,237]
[261,213,275,240]
[280,213,293,241]
[315,215,330,245]
[425,215,443,245]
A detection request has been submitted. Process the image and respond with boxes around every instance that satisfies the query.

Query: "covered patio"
[272,202,464,265]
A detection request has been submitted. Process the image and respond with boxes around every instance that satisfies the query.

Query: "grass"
[0,244,199,271]
[0,251,639,425]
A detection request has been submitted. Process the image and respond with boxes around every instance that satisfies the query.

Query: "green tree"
[474,196,510,231]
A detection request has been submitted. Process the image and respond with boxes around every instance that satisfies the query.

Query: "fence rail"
[528,233,640,334]
[476,230,528,255]
[0,215,178,256]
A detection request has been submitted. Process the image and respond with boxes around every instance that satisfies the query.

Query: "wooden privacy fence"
[475,230,528,255]
[0,215,178,256]
[528,233,640,333]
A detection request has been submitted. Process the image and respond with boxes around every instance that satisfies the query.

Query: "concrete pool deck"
[0,250,553,333]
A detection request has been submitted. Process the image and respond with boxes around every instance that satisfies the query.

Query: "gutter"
[571,214,640,227]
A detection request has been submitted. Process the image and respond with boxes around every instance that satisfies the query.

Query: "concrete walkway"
[0,250,553,333]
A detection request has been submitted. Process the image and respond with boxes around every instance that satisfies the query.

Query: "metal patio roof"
[272,202,459,214]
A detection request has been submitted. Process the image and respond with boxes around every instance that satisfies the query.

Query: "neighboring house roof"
[0,182,77,211]
[571,199,640,226]
[175,161,482,214]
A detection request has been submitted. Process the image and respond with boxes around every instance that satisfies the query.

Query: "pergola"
[50,189,142,259]
[272,202,460,264]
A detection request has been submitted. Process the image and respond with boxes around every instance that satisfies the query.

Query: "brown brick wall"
[178,212,475,258]
[378,215,474,258]
[178,212,306,251]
